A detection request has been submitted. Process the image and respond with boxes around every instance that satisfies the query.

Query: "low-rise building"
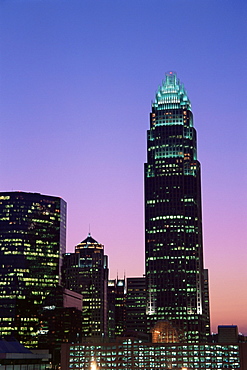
[0,338,51,369]
[61,337,247,370]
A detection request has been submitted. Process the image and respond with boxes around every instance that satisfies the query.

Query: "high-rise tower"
[0,192,66,347]
[62,233,109,338]
[144,72,209,342]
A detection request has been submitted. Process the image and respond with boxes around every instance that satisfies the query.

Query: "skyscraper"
[144,72,209,342]
[0,191,66,347]
[62,233,109,338]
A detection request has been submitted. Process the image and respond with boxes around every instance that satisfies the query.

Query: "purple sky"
[0,0,246,334]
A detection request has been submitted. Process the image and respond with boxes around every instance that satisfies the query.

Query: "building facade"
[144,72,209,341]
[62,338,247,370]
[107,280,117,338]
[62,233,108,338]
[38,285,82,367]
[0,192,66,347]
[125,277,146,334]
[114,279,126,337]
[107,279,126,338]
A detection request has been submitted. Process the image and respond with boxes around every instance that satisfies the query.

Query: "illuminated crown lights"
[153,72,191,110]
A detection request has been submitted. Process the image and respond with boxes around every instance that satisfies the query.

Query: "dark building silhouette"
[62,233,108,338]
[203,269,210,337]
[106,278,126,338]
[114,279,126,336]
[218,325,239,343]
[211,325,247,344]
[38,285,82,368]
[125,277,146,334]
[144,72,209,342]
[107,280,117,338]
[0,192,66,347]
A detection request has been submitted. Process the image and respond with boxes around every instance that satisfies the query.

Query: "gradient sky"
[0,0,246,334]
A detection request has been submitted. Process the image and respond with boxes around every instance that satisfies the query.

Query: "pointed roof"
[75,233,103,250]
[81,232,99,245]
[153,71,191,110]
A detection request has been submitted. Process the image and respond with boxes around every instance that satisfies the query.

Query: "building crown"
[75,233,103,250]
[153,71,191,110]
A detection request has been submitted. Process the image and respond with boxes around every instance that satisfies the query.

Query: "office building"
[62,233,108,338]
[114,278,126,336]
[62,337,247,370]
[218,326,240,344]
[38,285,82,367]
[0,192,66,347]
[107,280,117,338]
[144,72,209,341]
[125,277,146,334]
[108,277,146,338]
[107,278,126,338]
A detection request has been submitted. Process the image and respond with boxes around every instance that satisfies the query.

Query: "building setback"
[144,72,209,341]
[62,233,108,338]
[0,192,66,347]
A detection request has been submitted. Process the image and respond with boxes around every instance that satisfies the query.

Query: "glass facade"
[145,72,209,341]
[0,191,66,347]
[63,338,244,370]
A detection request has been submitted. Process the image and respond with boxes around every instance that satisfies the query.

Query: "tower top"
[153,71,191,110]
[75,233,103,250]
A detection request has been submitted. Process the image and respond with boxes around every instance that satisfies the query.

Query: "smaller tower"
[106,278,126,338]
[38,285,82,367]
[115,278,126,336]
[126,277,146,334]
[0,192,66,347]
[62,233,108,338]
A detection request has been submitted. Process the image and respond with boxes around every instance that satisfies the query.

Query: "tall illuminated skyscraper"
[145,72,209,342]
[0,192,66,347]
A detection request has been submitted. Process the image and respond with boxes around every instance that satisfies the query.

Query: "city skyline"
[0,0,246,334]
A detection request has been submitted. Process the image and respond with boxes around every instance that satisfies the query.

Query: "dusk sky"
[0,0,246,334]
